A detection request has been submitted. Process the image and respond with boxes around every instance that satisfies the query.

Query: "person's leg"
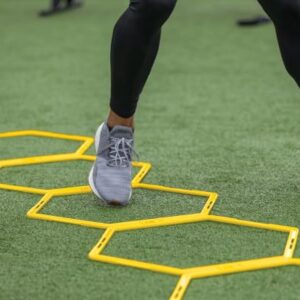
[89,0,176,205]
[109,0,176,127]
[108,30,161,128]
[258,0,300,87]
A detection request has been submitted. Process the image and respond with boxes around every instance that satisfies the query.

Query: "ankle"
[107,110,134,128]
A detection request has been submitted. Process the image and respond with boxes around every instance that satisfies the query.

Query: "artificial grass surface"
[42,191,207,223]
[0,0,300,299]
[103,222,287,268]
[0,136,80,159]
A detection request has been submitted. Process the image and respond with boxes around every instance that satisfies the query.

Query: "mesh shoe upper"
[91,123,134,205]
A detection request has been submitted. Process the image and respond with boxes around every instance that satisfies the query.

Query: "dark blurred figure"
[39,0,82,17]
[258,0,300,87]
[237,15,270,26]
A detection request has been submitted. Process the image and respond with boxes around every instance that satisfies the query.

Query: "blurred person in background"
[89,0,300,206]
[39,0,82,16]
[258,0,300,87]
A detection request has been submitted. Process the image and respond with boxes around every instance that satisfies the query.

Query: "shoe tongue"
[110,125,133,139]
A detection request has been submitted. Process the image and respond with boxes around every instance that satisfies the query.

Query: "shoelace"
[100,137,138,167]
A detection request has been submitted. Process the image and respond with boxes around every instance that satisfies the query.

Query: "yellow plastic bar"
[90,254,184,276]
[290,258,300,266]
[50,186,91,196]
[207,215,296,233]
[0,183,47,195]
[185,256,291,279]
[89,228,115,256]
[0,153,81,168]
[0,129,90,140]
[284,229,299,258]
[200,192,218,215]
[27,192,53,216]
[137,183,212,198]
[111,214,207,231]
[169,275,191,300]
[0,130,38,138]
[75,138,94,155]
[79,154,96,161]
[132,162,152,186]
[31,213,108,229]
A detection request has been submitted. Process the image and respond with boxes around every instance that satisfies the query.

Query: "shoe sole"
[88,123,132,206]
[88,123,104,200]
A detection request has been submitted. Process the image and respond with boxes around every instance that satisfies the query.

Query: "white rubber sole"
[88,123,132,205]
[88,123,104,200]
[88,165,102,200]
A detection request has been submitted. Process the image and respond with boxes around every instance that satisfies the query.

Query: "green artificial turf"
[0,0,300,299]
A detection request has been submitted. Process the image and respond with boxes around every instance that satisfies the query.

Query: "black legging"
[258,0,300,87]
[110,0,299,118]
[110,0,177,118]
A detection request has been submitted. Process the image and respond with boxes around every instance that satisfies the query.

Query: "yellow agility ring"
[0,130,299,300]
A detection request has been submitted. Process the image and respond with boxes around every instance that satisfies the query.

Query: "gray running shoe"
[88,122,135,206]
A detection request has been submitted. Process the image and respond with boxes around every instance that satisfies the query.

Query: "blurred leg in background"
[237,15,270,26]
[39,0,82,17]
[258,0,300,87]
